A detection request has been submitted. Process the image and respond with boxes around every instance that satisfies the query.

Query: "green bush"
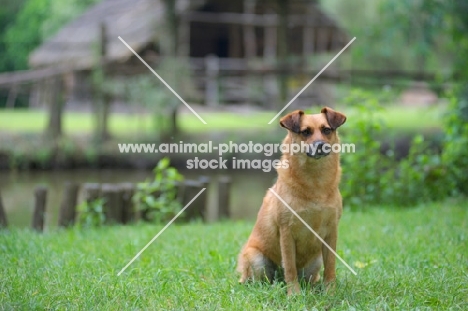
[382,135,449,206]
[441,86,468,195]
[340,89,389,206]
[132,157,183,224]
[77,198,106,228]
[340,88,450,207]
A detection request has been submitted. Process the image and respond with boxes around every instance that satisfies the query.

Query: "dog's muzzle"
[306,140,330,159]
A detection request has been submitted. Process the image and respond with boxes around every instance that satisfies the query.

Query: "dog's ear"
[280,110,304,133]
[321,107,346,130]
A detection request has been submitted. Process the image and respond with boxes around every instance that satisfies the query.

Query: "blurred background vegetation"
[0,0,467,226]
[0,0,458,73]
[0,0,101,72]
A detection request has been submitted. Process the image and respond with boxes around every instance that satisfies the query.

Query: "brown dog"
[237,107,347,294]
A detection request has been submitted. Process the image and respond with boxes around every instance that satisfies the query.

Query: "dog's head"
[280,107,346,159]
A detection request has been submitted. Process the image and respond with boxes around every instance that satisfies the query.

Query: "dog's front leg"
[279,226,300,295]
[322,224,337,289]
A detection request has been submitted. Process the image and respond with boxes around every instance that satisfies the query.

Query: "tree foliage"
[375,0,451,72]
[0,1,27,72]
[441,0,468,195]
[321,0,453,73]
[451,0,468,79]
[1,0,101,72]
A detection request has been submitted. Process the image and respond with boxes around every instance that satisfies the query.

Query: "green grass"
[1,200,466,309]
[0,110,273,134]
[0,105,444,136]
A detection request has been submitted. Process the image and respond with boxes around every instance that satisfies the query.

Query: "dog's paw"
[324,280,337,294]
[287,282,301,296]
[238,276,248,284]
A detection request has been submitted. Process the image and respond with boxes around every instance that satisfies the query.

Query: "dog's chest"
[288,208,331,239]
[286,209,333,266]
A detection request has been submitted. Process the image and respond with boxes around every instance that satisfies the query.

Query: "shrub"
[340,88,450,207]
[382,135,450,206]
[133,157,183,224]
[441,86,468,195]
[77,198,106,227]
[340,89,389,206]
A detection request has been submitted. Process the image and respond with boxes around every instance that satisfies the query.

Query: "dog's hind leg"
[237,246,275,283]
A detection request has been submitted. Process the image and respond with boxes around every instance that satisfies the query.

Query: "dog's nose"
[314,140,328,154]
[307,140,329,158]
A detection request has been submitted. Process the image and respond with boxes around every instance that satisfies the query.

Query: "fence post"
[119,183,135,224]
[198,176,209,220]
[182,178,208,221]
[81,183,101,224]
[205,54,219,107]
[182,180,201,221]
[217,176,231,219]
[0,190,7,228]
[58,182,79,227]
[32,186,47,232]
[101,183,123,224]
[83,183,101,204]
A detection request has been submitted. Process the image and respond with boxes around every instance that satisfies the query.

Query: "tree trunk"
[162,0,179,135]
[97,93,111,142]
[163,0,178,56]
[243,0,257,59]
[95,23,111,143]
[46,77,63,139]
[170,105,178,135]
[277,0,289,109]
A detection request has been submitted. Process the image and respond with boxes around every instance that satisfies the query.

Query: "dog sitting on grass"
[237,107,347,295]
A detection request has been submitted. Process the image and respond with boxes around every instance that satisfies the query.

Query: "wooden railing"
[0,176,232,232]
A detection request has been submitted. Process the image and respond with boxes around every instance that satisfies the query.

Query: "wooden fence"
[0,176,231,232]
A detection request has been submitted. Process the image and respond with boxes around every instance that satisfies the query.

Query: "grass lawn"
[0,105,444,136]
[1,200,466,310]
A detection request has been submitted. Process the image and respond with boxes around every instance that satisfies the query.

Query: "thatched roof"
[29,0,166,68]
[30,0,348,69]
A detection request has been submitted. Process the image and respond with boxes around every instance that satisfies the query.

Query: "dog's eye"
[301,128,311,136]
[322,127,333,135]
